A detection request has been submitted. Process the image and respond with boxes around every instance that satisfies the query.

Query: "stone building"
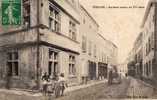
[140,0,157,85]
[79,5,118,83]
[0,0,118,89]
[79,5,99,83]
[0,0,80,89]
[117,63,128,77]
[133,32,143,77]
[126,48,136,77]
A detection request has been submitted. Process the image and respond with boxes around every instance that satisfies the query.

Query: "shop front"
[88,61,96,80]
[98,62,108,80]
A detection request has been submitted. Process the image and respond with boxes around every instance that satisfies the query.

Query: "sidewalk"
[126,77,154,98]
[65,79,107,93]
[0,79,107,100]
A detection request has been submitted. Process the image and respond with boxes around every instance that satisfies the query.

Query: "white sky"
[80,0,148,63]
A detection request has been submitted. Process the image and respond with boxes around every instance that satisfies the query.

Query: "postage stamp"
[2,0,21,25]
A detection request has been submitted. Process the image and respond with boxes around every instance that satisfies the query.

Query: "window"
[89,25,92,29]
[148,61,151,76]
[88,41,92,55]
[94,45,96,57]
[48,49,59,76]
[151,32,154,50]
[82,36,87,53]
[49,4,61,32]
[83,19,85,24]
[69,21,77,40]
[148,38,151,52]
[69,55,76,75]
[7,51,19,76]
[146,63,149,76]
[23,0,30,27]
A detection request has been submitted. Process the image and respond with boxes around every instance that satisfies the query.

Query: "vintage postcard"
[0,0,156,100]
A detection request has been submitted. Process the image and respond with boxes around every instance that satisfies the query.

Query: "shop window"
[7,51,19,76]
[69,55,76,75]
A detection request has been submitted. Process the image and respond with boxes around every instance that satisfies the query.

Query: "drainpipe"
[36,0,40,89]
[154,3,157,77]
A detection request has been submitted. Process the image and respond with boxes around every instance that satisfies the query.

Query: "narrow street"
[53,77,154,100]
[0,77,156,100]
[126,77,154,99]
[54,78,130,100]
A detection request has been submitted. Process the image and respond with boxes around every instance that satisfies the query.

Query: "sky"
[80,0,148,63]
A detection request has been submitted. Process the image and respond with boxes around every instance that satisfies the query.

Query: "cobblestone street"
[54,78,130,100]
[0,77,157,100]
[54,77,156,100]
[126,77,154,99]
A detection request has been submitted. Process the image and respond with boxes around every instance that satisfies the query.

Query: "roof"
[133,32,143,46]
[80,5,99,27]
[98,33,118,48]
[141,0,157,27]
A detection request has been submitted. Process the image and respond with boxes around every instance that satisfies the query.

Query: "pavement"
[126,77,154,99]
[65,79,108,93]
[0,79,107,100]
[55,78,130,100]
[1,77,156,100]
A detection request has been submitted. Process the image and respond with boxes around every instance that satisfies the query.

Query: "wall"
[142,3,155,78]
[0,46,37,89]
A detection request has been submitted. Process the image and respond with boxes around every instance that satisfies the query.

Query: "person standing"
[108,70,113,85]
[54,75,61,98]
[41,72,49,96]
[58,73,67,96]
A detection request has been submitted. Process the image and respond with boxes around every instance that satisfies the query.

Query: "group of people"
[41,72,68,98]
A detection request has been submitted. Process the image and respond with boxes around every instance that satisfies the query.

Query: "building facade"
[141,0,157,84]
[0,0,118,89]
[134,32,143,77]
[126,48,136,77]
[79,5,99,83]
[117,63,128,77]
[0,0,80,88]
[127,0,157,86]
[79,6,118,83]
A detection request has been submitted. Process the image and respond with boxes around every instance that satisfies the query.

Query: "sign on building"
[2,0,21,25]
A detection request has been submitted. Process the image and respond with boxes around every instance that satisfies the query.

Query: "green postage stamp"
[2,0,21,25]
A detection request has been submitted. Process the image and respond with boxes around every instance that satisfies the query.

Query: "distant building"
[133,32,143,77]
[79,5,118,83]
[126,48,136,77]
[117,63,128,77]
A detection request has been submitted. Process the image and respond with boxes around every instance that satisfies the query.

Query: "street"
[54,78,130,100]
[53,77,154,100]
[0,77,156,100]
[126,77,154,99]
